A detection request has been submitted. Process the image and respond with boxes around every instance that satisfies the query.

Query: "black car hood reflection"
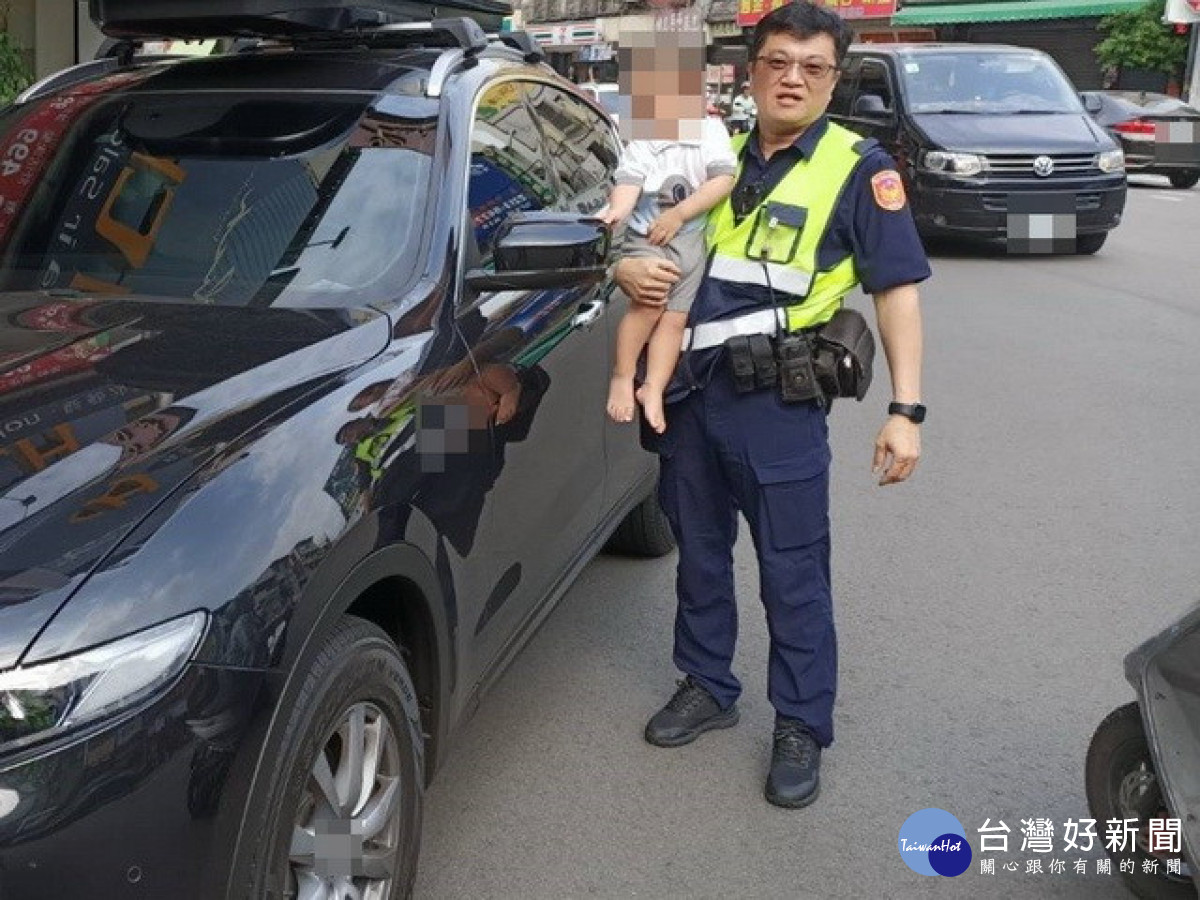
[0,292,388,670]
[912,112,1113,155]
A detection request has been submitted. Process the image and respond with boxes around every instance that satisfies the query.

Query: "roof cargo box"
[88,0,512,38]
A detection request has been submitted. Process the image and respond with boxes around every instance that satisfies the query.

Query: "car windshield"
[0,85,434,309]
[900,52,1083,114]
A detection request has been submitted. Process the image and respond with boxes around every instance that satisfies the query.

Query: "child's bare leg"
[636,310,687,434]
[607,303,663,422]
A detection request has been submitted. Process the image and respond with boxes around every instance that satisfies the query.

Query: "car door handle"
[571,300,605,329]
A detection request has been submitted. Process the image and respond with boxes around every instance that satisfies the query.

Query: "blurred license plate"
[1154,122,1200,165]
[1006,194,1076,253]
[1154,122,1200,143]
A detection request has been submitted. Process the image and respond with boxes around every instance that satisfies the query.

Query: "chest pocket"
[743,201,808,265]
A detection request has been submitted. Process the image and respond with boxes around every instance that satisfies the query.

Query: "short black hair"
[750,1,852,65]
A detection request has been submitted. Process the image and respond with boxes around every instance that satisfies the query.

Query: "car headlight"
[923,151,984,176]
[1098,149,1125,173]
[0,612,206,751]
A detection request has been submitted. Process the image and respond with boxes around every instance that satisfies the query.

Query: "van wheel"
[238,617,423,899]
[1168,171,1199,189]
[1074,232,1108,255]
[605,489,676,557]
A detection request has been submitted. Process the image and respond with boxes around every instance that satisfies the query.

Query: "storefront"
[523,19,613,82]
[889,0,1150,89]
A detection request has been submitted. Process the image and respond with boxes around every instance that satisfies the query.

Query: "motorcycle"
[1086,602,1200,899]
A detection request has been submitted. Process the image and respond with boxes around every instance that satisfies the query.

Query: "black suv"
[828,44,1127,254]
[0,4,670,897]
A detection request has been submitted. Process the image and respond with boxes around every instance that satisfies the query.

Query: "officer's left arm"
[871,282,922,486]
[845,150,931,487]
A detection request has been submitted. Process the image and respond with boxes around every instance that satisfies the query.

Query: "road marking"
[1149,193,1186,202]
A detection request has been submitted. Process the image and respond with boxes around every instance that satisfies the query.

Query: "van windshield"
[899,52,1083,115]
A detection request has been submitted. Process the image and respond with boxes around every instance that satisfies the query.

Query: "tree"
[0,1,33,104]
[1095,0,1189,81]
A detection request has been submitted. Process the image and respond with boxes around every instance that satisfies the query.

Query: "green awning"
[892,0,1145,24]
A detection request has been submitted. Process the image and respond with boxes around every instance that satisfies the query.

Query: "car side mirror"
[852,93,891,117]
[465,212,610,293]
[1081,92,1103,115]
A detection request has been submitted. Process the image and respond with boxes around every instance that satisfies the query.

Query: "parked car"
[829,44,1128,254]
[0,4,669,898]
[1081,90,1200,190]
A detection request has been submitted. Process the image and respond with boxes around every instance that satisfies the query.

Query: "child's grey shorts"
[621,228,707,313]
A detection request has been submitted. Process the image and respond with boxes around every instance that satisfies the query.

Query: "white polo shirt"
[614,117,737,237]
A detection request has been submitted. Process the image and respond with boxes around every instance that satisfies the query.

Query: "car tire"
[605,488,676,557]
[237,617,424,900]
[1168,171,1199,190]
[1085,702,1195,900]
[1074,232,1108,255]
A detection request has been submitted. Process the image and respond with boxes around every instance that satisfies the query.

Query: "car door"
[525,83,651,512]
[451,78,610,685]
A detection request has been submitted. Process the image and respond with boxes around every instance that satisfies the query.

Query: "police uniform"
[651,115,930,748]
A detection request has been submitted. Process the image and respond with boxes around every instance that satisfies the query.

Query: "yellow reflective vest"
[706,122,866,332]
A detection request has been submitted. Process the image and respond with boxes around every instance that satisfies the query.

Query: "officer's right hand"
[614,257,681,308]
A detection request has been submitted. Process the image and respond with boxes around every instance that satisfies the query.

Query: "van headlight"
[1098,149,1125,173]
[0,612,206,751]
[923,151,984,176]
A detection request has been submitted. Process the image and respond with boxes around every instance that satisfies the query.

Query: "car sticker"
[871,169,906,211]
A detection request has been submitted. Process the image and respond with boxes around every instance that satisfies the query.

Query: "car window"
[857,60,893,112]
[900,51,1082,114]
[526,83,618,216]
[467,81,556,264]
[830,58,860,117]
[0,90,434,308]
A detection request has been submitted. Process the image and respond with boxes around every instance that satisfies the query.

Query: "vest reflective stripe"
[683,307,786,351]
[708,253,813,297]
[706,123,865,332]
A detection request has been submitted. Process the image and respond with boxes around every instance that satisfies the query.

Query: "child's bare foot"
[607,376,636,423]
[636,384,667,434]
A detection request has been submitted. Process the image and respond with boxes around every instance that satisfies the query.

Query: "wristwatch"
[888,402,927,424]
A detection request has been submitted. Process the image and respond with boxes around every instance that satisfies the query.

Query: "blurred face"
[618,18,706,142]
[749,32,840,136]
[625,60,705,140]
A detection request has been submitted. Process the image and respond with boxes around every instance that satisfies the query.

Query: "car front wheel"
[239,617,423,900]
[1168,171,1199,189]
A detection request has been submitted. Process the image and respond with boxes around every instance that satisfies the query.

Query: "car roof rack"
[90,1,511,39]
[494,31,543,64]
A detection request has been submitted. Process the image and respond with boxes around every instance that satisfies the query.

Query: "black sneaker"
[644,677,739,748]
[764,719,822,808]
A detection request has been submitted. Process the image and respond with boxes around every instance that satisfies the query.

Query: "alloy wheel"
[287,702,404,900]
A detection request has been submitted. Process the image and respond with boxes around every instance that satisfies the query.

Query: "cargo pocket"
[752,457,829,551]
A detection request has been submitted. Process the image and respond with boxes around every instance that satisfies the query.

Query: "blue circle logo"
[898,808,973,877]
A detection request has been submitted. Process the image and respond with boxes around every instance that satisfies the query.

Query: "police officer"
[615,0,928,809]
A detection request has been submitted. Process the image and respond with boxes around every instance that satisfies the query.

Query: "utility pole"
[1188,25,1199,101]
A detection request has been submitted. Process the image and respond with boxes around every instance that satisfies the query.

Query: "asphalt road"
[414,176,1200,900]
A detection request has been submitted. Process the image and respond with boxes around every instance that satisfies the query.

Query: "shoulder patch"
[870,169,906,211]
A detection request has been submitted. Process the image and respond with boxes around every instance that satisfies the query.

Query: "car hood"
[0,293,389,670]
[911,112,1115,154]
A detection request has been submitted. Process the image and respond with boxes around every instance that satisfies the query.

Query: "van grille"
[983,154,1098,177]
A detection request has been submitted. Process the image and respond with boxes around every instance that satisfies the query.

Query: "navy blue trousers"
[655,368,837,747]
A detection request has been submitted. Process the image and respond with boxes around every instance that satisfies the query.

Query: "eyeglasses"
[754,55,839,81]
